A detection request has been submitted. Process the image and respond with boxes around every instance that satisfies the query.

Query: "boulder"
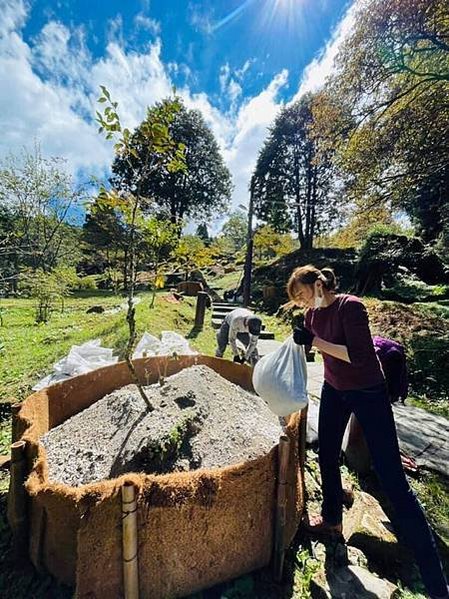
[311,564,398,598]
[86,305,105,314]
[343,492,408,570]
[312,540,368,570]
[355,233,449,297]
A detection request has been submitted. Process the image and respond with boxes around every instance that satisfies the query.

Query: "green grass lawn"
[0,291,217,405]
[0,289,293,406]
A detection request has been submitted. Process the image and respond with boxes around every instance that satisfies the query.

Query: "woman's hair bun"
[320,267,337,291]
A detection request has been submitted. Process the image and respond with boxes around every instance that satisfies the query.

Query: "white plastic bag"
[132,331,197,358]
[252,336,308,416]
[32,339,118,391]
[159,331,197,356]
[132,333,160,358]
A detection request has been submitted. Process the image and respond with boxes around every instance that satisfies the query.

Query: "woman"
[287,264,448,599]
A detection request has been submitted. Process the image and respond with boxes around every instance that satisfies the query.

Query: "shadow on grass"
[186,326,202,340]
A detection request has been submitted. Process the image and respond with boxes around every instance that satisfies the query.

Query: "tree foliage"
[195,223,210,244]
[253,225,297,262]
[328,0,449,244]
[174,235,213,279]
[111,99,232,224]
[20,266,78,323]
[0,146,84,292]
[220,211,247,251]
[252,93,339,249]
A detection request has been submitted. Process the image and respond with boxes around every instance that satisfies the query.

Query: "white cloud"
[219,63,230,95]
[0,0,356,232]
[0,7,173,178]
[134,13,161,36]
[188,4,213,35]
[0,0,28,35]
[293,2,357,100]
[228,79,242,104]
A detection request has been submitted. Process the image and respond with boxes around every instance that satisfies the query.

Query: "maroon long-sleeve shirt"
[305,294,384,391]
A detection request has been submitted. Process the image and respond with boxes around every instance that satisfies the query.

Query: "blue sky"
[0,0,356,226]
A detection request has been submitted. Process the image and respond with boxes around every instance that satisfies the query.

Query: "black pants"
[319,381,448,598]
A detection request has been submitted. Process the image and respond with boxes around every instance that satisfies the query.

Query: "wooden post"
[273,435,290,581]
[121,482,139,599]
[7,440,29,563]
[194,291,208,329]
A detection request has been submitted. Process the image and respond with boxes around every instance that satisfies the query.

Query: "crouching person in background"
[215,308,262,367]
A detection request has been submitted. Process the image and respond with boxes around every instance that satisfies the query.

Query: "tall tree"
[252,94,338,249]
[111,100,233,224]
[0,146,84,290]
[328,0,449,243]
[220,211,247,251]
[195,223,210,244]
[81,197,129,283]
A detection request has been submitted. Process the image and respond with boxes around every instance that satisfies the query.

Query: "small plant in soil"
[95,86,187,409]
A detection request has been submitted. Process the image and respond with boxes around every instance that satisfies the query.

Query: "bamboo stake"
[122,482,139,599]
[273,434,290,581]
[7,440,29,563]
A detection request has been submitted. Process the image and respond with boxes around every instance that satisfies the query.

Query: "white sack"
[252,336,308,416]
[132,333,160,358]
[32,339,118,391]
[132,331,197,359]
[159,331,197,355]
[33,331,197,391]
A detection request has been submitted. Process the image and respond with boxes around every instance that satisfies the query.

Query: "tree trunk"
[123,247,129,293]
[308,166,318,250]
[293,153,305,248]
[304,156,313,249]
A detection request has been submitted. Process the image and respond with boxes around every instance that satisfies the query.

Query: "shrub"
[76,275,98,291]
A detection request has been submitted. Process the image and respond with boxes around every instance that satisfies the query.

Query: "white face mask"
[314,281,324,308]
[314,294,324,309]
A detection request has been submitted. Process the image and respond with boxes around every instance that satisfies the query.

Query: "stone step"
[212,313,267,330]
[211,319,275,339]
[255,339,282,357]
[211,304,240,312]
[212,302,257,310]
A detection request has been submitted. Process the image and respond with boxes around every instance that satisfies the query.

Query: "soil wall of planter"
[11,355,306,599]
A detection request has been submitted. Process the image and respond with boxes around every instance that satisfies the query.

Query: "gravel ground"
[41,365,281,487]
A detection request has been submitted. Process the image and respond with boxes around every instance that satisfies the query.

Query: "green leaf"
[100,85,111,100]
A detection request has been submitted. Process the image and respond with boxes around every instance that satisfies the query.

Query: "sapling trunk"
[124,197,154,411]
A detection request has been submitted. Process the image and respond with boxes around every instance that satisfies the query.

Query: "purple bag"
[372,336,409,403]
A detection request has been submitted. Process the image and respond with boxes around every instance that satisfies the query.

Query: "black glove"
[233,355,246,364]
[293,326,314,346]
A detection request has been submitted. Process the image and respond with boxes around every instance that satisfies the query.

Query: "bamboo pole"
[121,482,139,599]
[273,434,291,581]
[7,440,29,563]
